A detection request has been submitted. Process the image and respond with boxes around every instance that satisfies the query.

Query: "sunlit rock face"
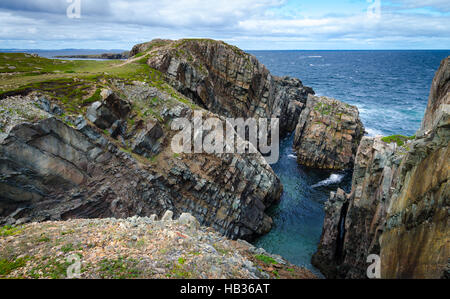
[293,95,365,170]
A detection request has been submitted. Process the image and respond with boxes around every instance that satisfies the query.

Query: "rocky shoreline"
[54,52,130,60]
[0,40,448,279]
[312,57,449,279]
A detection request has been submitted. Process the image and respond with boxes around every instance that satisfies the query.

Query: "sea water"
[250,50,450,275]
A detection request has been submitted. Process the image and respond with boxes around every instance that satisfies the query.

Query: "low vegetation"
[381,134,416,146]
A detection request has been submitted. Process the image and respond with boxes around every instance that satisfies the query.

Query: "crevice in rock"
[335,200,349,264]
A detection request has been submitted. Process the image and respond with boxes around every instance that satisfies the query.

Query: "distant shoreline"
[54,52,129,60]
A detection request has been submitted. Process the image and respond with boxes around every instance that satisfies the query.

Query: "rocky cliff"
[293,95,364,170]
[131,39,314,136]
[312,57,450,279]
[0,75,282,241]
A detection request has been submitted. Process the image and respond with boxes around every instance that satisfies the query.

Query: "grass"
[167,259,192,279]
[0,225,23,237]
[29,257,73,279]
[0,53,149,97]
[98,257,142,279]
[0,257,29,276]
[314,102,333,116]
[381,135,416,147]
[83,88,102,105]
[254,254,278,265]
[61,243,75,253]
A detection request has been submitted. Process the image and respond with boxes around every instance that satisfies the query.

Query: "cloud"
[0,0,111,16]
[0,0,449,49]
[390,0,450,12]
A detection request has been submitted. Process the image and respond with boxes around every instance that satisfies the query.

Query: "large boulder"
[86,90,131,130]
[293,95,365,170]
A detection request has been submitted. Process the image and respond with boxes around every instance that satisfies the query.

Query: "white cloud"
[0,0,449,49]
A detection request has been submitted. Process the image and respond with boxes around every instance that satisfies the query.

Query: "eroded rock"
[313,57,450,279]
[293,95,364,170]
[138,39,314,136]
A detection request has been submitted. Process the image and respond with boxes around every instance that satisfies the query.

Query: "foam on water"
[311,174,345,188]
[366,127,384,137]
[249,50,450,276]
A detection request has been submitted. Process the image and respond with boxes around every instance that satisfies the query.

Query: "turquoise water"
[251,50,450,274]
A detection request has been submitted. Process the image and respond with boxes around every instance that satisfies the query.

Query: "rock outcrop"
[0,80,282,241]
[312,57,450,279]
[293,95,365,170]
[0,213,316,279]
[132,38,314,136]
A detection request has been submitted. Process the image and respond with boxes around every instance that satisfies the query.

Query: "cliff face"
[0,79,282,241]
[313,57,450,279]
[132,39,314,136]
[293,95,364,170]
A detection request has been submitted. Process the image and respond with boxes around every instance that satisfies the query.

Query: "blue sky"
[0,0,449,50]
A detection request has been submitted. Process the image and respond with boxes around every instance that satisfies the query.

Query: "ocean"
[5,48,449,276]
[249,50,450,275]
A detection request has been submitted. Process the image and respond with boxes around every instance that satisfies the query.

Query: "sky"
[0,0,449,50]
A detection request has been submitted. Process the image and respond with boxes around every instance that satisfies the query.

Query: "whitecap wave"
[311,174,345,188]
[366,127,384,137]
[308,56,322,58]
[287,154,297,159]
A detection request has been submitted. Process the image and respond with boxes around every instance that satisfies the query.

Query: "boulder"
[131,121,164,157]
[293,95,364,170]
[86,91,131,130]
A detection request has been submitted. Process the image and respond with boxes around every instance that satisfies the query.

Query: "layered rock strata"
[293,95,365,170]
[0,81,282,241]
[132,39,314,136]
[312,57,450,279]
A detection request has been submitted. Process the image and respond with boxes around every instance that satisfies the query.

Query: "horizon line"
[1,48,450,52]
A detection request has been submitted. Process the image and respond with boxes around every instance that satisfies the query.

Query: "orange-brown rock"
[293,95,364,170]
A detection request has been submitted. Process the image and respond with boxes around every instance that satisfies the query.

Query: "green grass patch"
[254,254,278,265]
[83,88,102,105]
[29,257,72,279]
[98,257,142,279]
[381,135,416,147]
[314,102,332,116]
[61,243,75,253]
[0,257,29,276]
[0,225,23,237]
